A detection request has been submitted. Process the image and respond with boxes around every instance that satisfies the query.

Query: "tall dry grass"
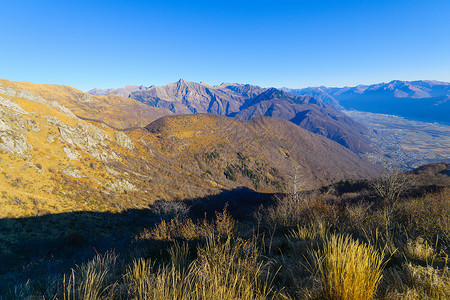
[313,234,387,300]
[125,233,280,300]
[383,262,450,299]
[125,258,193,300]
[63,251,119,300]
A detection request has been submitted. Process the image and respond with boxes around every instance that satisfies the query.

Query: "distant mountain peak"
[388,80,403,84]
[259,87,286,99]
[176,78,188,85]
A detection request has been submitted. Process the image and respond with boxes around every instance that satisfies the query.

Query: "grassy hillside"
[1,164,448,298]
[1,79,172,129]
[0,80,381,220]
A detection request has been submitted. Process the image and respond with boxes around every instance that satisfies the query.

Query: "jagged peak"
[177,78,188,85]
[259,87,285,98]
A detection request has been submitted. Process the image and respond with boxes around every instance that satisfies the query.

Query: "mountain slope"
[287,80,450,124]
[0,80,381,218]
[89,80,373,153]
[145,114,381,187]
[3,80,172,129]
[233,88,372,153]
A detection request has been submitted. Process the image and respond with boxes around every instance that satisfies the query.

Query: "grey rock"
[63,147,81,160]
[114,132,134,150]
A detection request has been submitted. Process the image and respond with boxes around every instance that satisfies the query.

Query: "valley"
[346,110,450,169]
[287,80,450,125]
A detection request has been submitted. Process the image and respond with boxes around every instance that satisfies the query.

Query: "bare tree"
[369,171,415,203]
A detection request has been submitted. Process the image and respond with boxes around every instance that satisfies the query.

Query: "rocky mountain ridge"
[90,79,265,115]
[233,88,372,153]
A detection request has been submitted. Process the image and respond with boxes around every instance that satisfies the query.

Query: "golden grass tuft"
[313,234,387,300]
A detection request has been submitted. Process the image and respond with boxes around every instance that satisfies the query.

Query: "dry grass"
[313,234,387,300]
[63,251,119,300]
[125,233,279,300]
[139,206,235,242]
[6,178,450,299]
[404,237,437,262]
[383,262,450,299]
[287,219,328,241]
[125,258,193,300]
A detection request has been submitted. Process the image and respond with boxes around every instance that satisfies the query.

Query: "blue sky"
[1,0,449,91]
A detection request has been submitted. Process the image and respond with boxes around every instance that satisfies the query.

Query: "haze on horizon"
[1,0,449,91]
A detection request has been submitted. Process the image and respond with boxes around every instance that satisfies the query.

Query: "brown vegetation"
[3,169,449,299]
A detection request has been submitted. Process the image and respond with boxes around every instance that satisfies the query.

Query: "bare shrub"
[369,172,415,203]
[151,199,190,218]
[346,202,372,227]
[265,192,315,227]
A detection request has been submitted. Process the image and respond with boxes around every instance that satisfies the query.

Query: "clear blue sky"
[1,0,449,91]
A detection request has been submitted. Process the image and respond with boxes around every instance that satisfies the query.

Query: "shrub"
[151,200,190,219]
[139,206,235,242]
[264,193,314,227]
[369,172,415,203]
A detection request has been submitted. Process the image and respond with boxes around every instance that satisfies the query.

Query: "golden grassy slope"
[1,79,172,129]
[0,80,263,218]
[0,79,381,219]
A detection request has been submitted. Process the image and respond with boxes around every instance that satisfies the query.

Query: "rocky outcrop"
[0,97,31,156]
[114,132,134,150]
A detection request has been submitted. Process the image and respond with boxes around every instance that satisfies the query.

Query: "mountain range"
[89,79,265,115]
[89,79,372,153]
[0,79,382,218]
[285,80,450,124]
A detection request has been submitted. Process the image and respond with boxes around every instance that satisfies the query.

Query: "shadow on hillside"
[0,187,275,291]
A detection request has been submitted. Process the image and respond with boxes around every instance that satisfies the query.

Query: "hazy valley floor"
[345,110,450,169]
